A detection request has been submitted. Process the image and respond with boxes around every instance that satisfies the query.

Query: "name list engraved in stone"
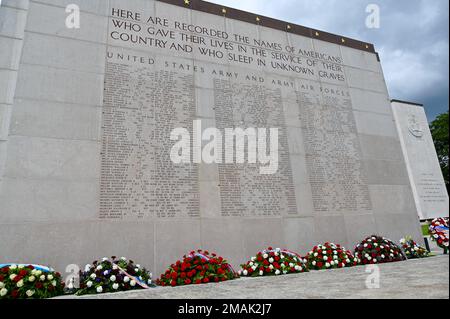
[100,57,199,219]
[213,79,298,217]
[297,86,372,212]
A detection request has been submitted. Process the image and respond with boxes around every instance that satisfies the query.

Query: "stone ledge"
[59,255,449,299]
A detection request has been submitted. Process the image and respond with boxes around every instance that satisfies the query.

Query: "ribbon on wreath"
[0,264,54,272]
[435,226,449,238]
[112,263,150,289]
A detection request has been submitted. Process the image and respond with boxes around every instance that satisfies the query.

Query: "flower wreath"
[77,257,153,296]
[157,250,238,287]
[354,235,406,264]
[0,264,65,299]
[239,247,308,276]
[306,243,359,270]
[399,236,430,259]
[428,218,449,251]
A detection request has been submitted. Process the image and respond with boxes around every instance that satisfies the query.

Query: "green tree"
[430,111,449,191]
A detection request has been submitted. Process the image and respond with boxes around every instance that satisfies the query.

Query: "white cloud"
[382,49,443,97]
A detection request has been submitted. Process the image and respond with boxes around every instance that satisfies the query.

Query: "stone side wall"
[392,101,449,220]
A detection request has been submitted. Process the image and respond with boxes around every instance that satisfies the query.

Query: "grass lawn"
[422,224,430,236]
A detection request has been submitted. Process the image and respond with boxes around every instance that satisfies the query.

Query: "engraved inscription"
[297,86,372,212]
[214,80,298,217]
[100,55,199,219]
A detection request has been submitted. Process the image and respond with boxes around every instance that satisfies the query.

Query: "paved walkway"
[61,255,449,299]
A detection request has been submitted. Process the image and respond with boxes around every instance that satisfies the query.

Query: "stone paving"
[60,254,449,299]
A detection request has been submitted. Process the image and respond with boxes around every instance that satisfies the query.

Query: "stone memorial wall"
[0,0,423,274]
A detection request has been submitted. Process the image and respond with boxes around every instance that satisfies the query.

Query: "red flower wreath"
[157,250,238,287]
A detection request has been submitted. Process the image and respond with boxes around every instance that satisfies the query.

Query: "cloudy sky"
[209,0,449,121]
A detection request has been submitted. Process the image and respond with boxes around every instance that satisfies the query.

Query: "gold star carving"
[341,38,346,43]
[287,25,291,30]
[256,16,261,22]
[315,31,320,36]
[184,0,190,5]
[222,8,227,14]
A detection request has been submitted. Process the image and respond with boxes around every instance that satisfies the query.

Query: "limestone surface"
[59,255,449,299]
